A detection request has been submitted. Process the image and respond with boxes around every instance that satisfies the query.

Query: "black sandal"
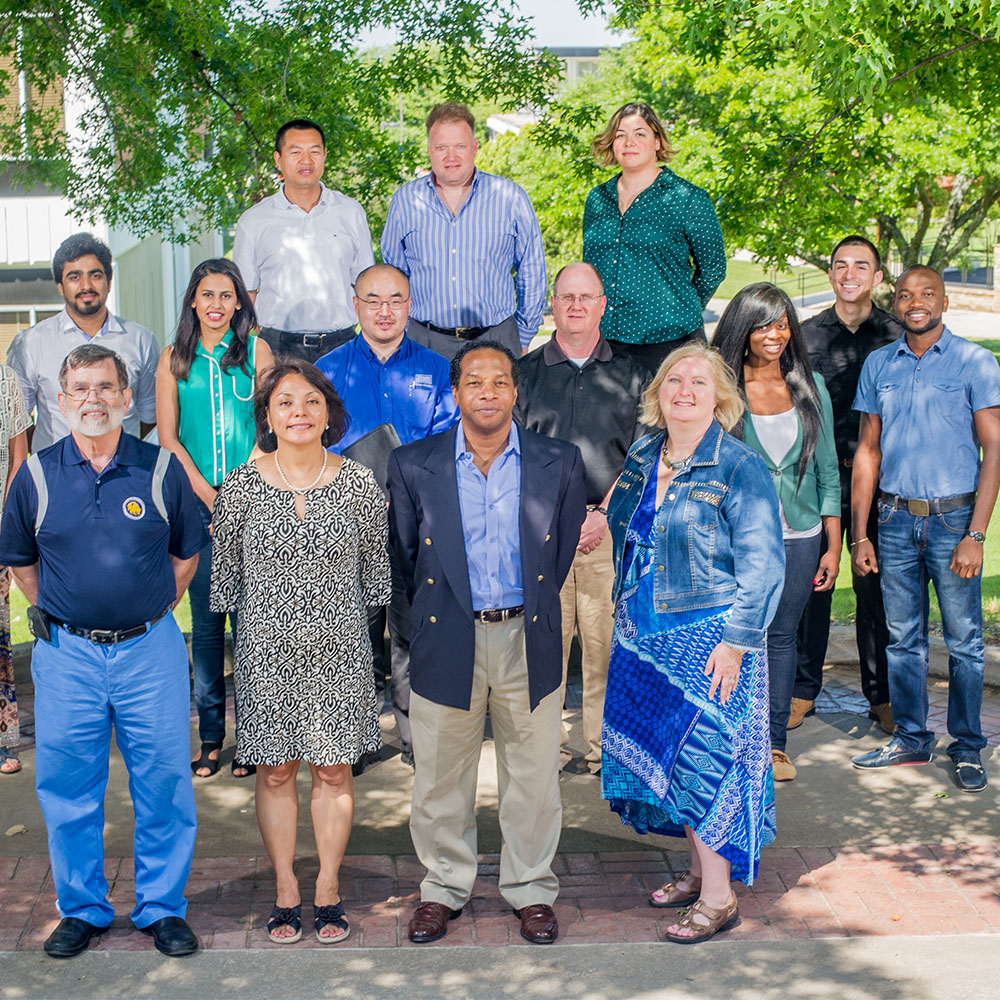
[190,741,223,778]
[231,759,257,778]
[314,901,350,944]
[266,903,302,944]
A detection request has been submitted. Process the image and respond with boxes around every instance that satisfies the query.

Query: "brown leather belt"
[474,605,524,623]
[879,491,976,516]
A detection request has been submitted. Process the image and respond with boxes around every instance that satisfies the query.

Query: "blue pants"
[876,500,986,756]
[189,499,236,744]
[31,615,197,928]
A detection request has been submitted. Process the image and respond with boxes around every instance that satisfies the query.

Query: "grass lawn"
[714,259,827,301]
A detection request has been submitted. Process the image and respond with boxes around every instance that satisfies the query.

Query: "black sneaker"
[852,739,932,769]
[952,753,988,793]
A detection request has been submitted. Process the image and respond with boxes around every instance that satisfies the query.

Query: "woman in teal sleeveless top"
[156,258,274,779]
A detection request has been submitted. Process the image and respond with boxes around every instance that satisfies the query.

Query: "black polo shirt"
[0,432,206,630]
[802,304,902,462]
[515,337,650,505]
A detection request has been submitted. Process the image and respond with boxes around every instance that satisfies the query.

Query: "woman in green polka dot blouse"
[583,102,727,376]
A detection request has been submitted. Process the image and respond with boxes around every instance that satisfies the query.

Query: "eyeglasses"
[553,294,602,305]
[63,384,125,401]
[358,296,410,312]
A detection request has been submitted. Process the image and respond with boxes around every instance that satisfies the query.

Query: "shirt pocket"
[932,379,962,393]
[683,488,723,529]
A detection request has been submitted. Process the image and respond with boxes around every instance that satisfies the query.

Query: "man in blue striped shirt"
[381,102,547,359]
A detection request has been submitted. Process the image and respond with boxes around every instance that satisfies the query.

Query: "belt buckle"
[454,327,476,340]
[89,629,116,644]
[907,498,930,516]
[302,333,323,347]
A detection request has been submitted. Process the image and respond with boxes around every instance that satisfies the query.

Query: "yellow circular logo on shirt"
[123,497,145,520]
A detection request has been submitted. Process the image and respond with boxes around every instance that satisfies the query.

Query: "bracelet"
[849,537,870,548]
[587,505,609,516]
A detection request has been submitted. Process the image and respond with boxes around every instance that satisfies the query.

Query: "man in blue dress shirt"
[388,341,585,945]
[0,344,206,958]
[381,102,546,359]
[850,266,1000,792]
[316,263,457,764]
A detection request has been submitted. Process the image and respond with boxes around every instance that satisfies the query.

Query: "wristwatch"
[966,530,986,543]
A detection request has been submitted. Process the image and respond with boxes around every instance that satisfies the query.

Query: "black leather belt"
[262,326,356,348]
[420,320,490,341]
[56,607,171,645]
[474,605,524,623]
[879,490,977,516]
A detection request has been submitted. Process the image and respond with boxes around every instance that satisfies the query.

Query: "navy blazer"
[387,423,586,711]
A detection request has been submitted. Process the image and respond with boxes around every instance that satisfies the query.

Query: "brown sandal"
[663,893,739,944]
[649,871,702,908]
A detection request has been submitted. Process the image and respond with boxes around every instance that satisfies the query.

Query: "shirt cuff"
[721,622,766,652]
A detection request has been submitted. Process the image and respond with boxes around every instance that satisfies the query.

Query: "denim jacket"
[608,421,786,651]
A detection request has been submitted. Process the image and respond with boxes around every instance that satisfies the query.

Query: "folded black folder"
[341,422,402,497]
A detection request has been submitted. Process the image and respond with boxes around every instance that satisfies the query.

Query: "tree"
[0,1,559,241]
[522,3,1000,275]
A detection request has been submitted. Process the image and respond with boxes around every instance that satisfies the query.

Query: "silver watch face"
[967,531,986,542]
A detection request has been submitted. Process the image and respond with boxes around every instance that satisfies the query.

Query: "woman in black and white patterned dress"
[210,359,389,945]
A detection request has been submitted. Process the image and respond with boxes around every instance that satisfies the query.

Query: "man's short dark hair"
[830,235,881,273]
[552,262,604,296]
[275,118,326,152]
[58,344,128,390]
[449,341,519,390]
[52,233,113,286]
[254,359,348,450]
[426,102,475,134]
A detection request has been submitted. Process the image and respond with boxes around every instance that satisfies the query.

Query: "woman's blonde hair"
[591,102,674,168]
[639,343,744,432]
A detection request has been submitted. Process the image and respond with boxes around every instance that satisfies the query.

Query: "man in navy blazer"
[388,341,585,945]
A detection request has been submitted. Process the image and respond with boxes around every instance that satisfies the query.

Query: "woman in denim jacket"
[602,344,784,943]
[714,284,841,784]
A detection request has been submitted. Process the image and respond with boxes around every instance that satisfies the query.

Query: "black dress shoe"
[44,917,109,958]
[140,916,198,957]
[953,752,988,793]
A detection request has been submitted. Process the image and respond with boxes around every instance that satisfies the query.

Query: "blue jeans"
[189,500,236,744]
[769,534,821,751]
[876,500,985,756]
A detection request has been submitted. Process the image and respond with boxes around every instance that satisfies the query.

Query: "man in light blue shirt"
[388,341,585,945]
[381,102,546,359]
[315,264,457,762]
[850,265,1000,791]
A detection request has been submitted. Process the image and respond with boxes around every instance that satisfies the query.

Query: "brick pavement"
[3,841,1000,952]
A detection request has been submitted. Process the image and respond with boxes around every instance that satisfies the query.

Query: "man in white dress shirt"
[233,118,375,363]
[8,233,158,451]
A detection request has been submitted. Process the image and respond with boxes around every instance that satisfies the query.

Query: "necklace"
[274,450,328,494]
[661,441,693,472]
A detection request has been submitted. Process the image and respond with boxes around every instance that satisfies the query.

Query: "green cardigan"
[741,372,840,531]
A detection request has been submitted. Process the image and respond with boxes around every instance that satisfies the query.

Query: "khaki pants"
[559,540,615,768]
[409,617,561,910]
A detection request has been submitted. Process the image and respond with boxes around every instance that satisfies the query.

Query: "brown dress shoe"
[407,901,462,943]
[514,903,558,944]
[787,698,814,730]
[868,702,896,735]
[771,748,797,781]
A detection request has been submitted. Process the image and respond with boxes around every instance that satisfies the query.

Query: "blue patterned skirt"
[602,586,776,885]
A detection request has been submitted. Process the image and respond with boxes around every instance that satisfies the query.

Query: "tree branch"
[927,180,1000,271]
[787,33,993,171]
[908,183,934,260]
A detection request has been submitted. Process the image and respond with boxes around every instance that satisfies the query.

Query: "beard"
[902,312,942,336]
[66,401,125,438]
[71,294,105,316]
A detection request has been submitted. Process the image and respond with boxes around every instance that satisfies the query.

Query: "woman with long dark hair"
[712,283,840,782]
[156,258,274,779]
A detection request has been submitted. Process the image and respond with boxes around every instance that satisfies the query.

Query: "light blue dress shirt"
[853,326,1000,497]
[381,169,547,349]
[315,334,458,453]
[455,422,523,610]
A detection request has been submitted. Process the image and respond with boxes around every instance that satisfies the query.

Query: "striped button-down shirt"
[381,169,547,349]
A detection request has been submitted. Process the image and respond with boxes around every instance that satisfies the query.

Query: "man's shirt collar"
[276,181,332,211]
[57,308,117,338]
[894,325,953,358]
[543,335,611,367]
[60,429,136,469]
[455,420,520,463]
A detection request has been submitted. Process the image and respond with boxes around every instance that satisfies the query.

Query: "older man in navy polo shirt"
[0,344,206,958]
[850,266,1000,792]
[316,263,457,765]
